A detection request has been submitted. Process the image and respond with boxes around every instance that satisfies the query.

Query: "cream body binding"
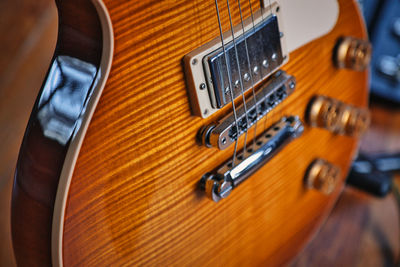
[51,0,339,266]
[51,0,114,266]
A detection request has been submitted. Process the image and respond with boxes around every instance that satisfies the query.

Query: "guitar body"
[11,0,368,266]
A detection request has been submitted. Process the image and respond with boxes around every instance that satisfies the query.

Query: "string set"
[214,0,273,165]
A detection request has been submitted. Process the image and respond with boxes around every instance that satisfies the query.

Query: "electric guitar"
[11,0,371,265]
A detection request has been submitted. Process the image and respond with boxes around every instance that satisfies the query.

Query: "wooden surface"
[292,102,400,266]
[2,0,399,266]
[0,0,57,266]
[292,186,400,266]
[2,1,399,266]
[59,0,368,266]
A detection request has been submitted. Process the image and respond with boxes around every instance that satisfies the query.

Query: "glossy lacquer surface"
[59,0,368,266]
[11,0,102,265]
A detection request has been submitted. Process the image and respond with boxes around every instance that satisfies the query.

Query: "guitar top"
[11,0,370,266]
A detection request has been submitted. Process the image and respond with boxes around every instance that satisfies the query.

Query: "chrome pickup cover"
[200,71,296,150]
[204,15,284,109]
[184,2,287,118]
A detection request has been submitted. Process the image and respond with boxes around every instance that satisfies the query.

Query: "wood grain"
[60,0,369,266]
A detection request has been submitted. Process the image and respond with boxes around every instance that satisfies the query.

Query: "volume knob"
[307,95,370,137]
[334,36,372,71]
[305,159,341,195]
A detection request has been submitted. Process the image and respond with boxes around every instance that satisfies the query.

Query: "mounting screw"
[217,180,233,199]
[253,66,259,75]
[271,53,278,61]
[199,83,206,90]
[221,137,227,145]
[192,58,198,65]
[202,175,232,202]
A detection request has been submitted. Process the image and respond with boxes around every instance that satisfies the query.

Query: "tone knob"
[305,159,341,195]
[307,95,370,137]
[334,36,372,71]
[338,105,370,136]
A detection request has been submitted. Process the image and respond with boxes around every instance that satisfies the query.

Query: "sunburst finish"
[11,0,369,266]
[62,0,368,265]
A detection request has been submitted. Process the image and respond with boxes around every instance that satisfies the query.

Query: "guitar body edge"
[52,0,114,266]
[11,0,369,266]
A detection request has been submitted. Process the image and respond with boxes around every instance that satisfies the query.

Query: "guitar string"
[260,0,265,21]
[214,0,240,167]
[225,0,250,156]
[269,0,272,16]
[254,2,267,135]
[237,0,258,154]
[265,0,274,131]
[245,0,265,150]
[260,0,273,133]
[269,0,272,17]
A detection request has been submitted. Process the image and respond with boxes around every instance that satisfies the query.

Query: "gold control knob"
[339,105,370,136]
[307,95,370,136]
[305,159,341,195]
[334,36,372,71]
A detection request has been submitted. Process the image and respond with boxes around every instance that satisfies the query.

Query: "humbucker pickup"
[204,15,284,109]
[184,2,288,118]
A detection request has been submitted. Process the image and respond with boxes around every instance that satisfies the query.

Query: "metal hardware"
[307,95,370,136]
[305,159,341,195]
[334,36,372,71]
[204,15,284,108]
[199,71,296,150]
[200,116,304,202]
[184,2,287,118]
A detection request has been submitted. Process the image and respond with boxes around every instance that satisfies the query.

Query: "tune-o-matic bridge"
[200,116,304,202]
[184,2,287,118]
[199,71,296,150]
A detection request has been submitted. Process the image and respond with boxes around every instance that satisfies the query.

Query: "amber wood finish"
[11,1,102,266]
[56,0,368,266]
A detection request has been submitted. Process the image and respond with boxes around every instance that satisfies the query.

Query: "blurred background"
[0,0,57,265]
[0,0,400,266]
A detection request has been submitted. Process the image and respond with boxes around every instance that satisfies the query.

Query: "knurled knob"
[305,159,341,195]
[307,95,370,137]
[335,36,372,71]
